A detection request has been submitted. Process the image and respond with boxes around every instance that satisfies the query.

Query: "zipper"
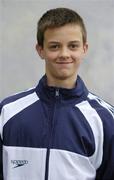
[44,88,60,180]
[55,89,59,97]
[45,149,50,180]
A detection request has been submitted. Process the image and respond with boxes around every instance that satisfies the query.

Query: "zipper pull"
[55,89,59,97]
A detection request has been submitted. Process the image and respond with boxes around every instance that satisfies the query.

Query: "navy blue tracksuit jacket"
[0,75,114,180]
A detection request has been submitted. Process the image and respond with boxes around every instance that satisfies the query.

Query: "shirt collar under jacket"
[35,75,89,104]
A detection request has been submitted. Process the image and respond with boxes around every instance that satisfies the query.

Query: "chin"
[55,73,72,80]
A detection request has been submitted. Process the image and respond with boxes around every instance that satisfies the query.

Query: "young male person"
[0,8,114,180]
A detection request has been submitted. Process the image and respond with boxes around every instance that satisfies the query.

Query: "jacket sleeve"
[0,137,3,180]
[96,107,114,180]
[0,103,3,180]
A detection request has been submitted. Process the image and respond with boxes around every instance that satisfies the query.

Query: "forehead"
[44,24,83,43]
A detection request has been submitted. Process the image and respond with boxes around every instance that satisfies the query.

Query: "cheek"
[72,50,84,59]
[44,51,58,61]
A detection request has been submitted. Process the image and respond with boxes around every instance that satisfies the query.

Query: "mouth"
[56,61,73,64]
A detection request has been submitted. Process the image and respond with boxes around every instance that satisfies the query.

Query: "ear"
[36,43,44,59]
[83,43,88,54]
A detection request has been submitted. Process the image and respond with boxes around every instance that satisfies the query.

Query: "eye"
[69,44,80,50]
[49,44,60,51]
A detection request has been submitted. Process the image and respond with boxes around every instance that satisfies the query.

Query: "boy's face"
[36,24,88,86]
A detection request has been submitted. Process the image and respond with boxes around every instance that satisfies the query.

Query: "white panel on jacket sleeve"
[0,114,2,138]
[76,101,104,169]
[3,145,46,180]
[48,149,96,180]
[1,92,39,131]
[88,93,114,118]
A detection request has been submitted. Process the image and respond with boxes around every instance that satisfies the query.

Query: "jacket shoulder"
[87,92,114,130]
[0,87,36,111]
[88,92,114,114]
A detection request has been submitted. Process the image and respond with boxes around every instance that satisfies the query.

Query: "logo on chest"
[11,160,28,168]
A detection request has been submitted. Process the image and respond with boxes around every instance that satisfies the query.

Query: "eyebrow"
[68,41,81,44]
[48,40,81,44]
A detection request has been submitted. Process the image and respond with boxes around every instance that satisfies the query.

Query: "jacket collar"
[35,75,88,103]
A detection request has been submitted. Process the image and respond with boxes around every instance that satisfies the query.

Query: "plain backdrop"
[0,0,114,105]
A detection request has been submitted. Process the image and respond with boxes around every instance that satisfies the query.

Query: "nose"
[59,47,70,59]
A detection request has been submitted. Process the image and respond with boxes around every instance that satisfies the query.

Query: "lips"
[56,61,73,64]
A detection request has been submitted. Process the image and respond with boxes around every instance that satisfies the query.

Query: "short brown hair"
[37,7,87,47]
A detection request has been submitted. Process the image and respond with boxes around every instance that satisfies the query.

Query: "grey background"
[0,0,114,105]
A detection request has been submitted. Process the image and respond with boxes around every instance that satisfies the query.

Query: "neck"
[46,75,77,89]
